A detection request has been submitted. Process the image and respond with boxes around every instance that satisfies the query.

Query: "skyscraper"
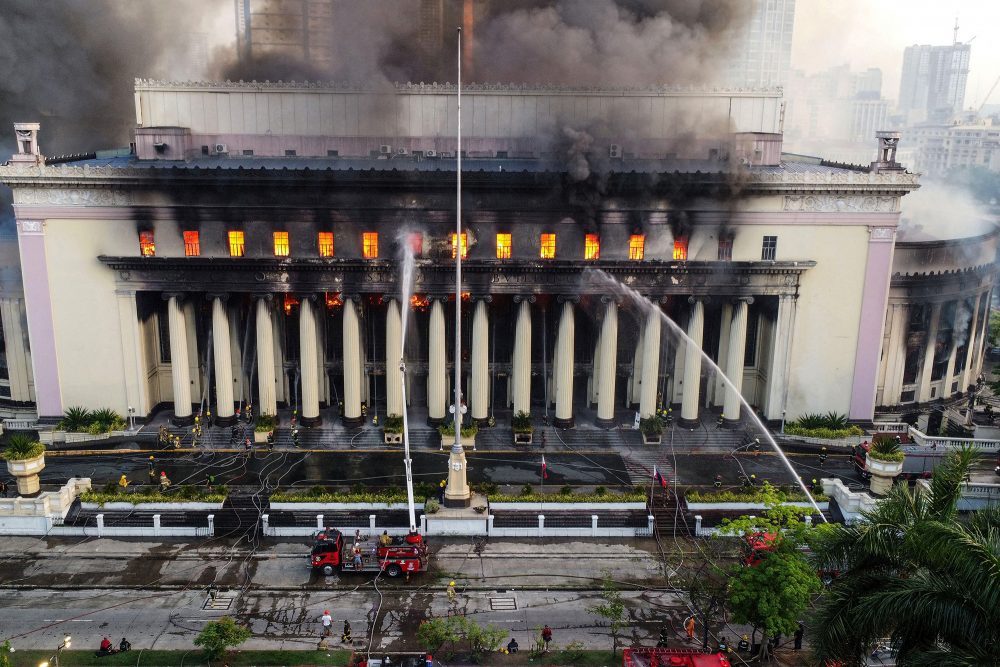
[725,0,796,89]
[897,41,971,124]
[236,0,335,69]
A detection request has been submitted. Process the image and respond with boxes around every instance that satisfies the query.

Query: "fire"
[410,294,430,309]
[283,294,300,315]
[325,292,343,308]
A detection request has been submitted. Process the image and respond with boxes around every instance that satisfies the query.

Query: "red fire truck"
[310,528,429,577]
[622,648,732,667]
[852,440,947,480]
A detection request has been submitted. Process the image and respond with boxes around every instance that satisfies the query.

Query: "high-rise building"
[725,0,796,89]
[236,0,335,69]
[897,41,971,125]
[417,0,489,78]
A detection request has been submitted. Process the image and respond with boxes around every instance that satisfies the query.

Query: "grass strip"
[9,649,352,667]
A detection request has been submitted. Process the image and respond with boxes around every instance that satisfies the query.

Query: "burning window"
[318,232,334,257]
[584,234,600,260]
[273,231,290,257]
[228,231,245,257]
[363,232,379,259]
[761,235,777,261]
[451,233,468,260]
[673,236,688,261]
[409,233,423,256]
[139,231,155,257]
[540,233,556,259]
[718,237,733,261]
[496,233,512,259]
[628,234,645,260]
[183,231,200,257]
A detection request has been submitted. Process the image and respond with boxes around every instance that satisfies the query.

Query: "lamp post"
[127,406,135,431]
[39,635,70,667]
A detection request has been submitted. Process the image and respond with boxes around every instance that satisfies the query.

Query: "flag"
[541,455,548,480]
[653,465,667,490]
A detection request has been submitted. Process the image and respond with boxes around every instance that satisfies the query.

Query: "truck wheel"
[386,564,402,578]
[322,565,335,576]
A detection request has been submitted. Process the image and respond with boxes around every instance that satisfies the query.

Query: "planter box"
[268,501,425,511]
[80,501,224,511]
[866,456,904,495]
[440,434,476,449]
[254,431,270,443]
[685,500,829,511]
[489,501,647,510]
[384,431,403,445]
[513,431,533,445]
[642,432,663,445]
[7,453,45,496]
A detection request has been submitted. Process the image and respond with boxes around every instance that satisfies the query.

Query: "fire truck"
[311,528,428,577]
[852,440,948,480]
[622,648,732,667]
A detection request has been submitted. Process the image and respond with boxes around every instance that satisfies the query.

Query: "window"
[363,232,379,259]
[540,233,556,259]
[201,145,209,156]
[672,236,688,261]
[273,231,290,256]
[285,149,297,156]
[628,234,645,260]
[139,231,155,257]
[242,149,254,156]
[761,235,777,261]
[318,232,334,257]
[496,233,512,259]
[327,149,339,157]
[718,237,733,261]
[228,231,245,257]
[584,234,600,260]
[409,232,423,256]
[451,232,468,260]
[183,231,200,257]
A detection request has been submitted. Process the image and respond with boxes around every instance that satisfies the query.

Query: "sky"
[792,0,1000,109]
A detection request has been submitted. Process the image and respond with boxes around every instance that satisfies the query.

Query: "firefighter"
[245,403,253,422]
[714,474,722,488]
[810,478,819,492]
[794,622,804,650]
[751,438,761,456]
[657,624,670,647]
[819,446,828,466]
[379,530,392,547]
[267,433,274,452]
[159,471,171,491]
[737,634,750,653]
[341,619,352,643]
[718,636,729,653]
[244,437,252,452]
[173,435,181,449]
[684,615,696,641]
[292,428,300,446]
[206,474,216,491]
[446,580,458,614]
[118,474,129,490]
[438,479,446,503]
[148,456,156,480]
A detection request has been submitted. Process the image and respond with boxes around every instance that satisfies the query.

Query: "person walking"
[148,455,156,480]
[341,619,352,643]
[0,480,7,497]
[438,479,446,503]
[541,625,552,652]
[446,580,458,615]
[819,446,828,466]
[320,609,333,637]
[684,615,696,642]
[118,474,129,490]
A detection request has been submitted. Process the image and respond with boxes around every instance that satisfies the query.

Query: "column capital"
[600,295,622,305]
[472,295,493,303]
[732,296,755,305]
[162,292,186,302]
[206,293,229,302]
[687,295,709,305]
[253,293,275,302]
[513,294,537,304]
[557,295,580,304]
[298,293,318,303]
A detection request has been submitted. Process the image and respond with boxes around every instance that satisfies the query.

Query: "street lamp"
[40,635,70,667]
[127,406,135,431]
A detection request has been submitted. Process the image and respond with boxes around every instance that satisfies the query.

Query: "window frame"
[496,233,512,259]
[409,232,423,257]
[584,233,600,260]
[451,232,469,260]
[273,231,290,257]
[317,232,334,258]
[761,235,777,261]
[540,233,556,259]
[139,230,155,257]
[228,230,245,257]
[672,236,689,261]
[363,232,379,259]
[183,230,200,257]
[718,237,733,261]
[628,234,645,261]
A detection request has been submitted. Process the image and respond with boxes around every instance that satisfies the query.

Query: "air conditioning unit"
[395,147,408,156]
[424,150,438,158]
[439,151,454,158]
[379,144,392,155]
[214,143,228,154]
[608,144,622,159]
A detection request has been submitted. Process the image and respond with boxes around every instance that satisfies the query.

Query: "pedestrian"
[541,625,552,652]
[353,546,363,571]
[684,615,696,642]
[794,622,804,650]
[119,473,129,490]
[320,609,333,637]
[714,474,722,488]
[0,480,7,497]
[119,637,131,652]
[159,471,171,491]
[341,619,352,643]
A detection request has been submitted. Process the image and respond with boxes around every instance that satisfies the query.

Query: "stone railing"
[872,422,908,434]
[906,427,1000,452]
[2,418,35,431]
[820,478,878,523]
[0,478,91,534]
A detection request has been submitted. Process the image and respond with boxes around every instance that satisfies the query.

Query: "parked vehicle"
[622,647,731,667]
[310,528,428,577]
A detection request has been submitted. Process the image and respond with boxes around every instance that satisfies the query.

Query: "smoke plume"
[898,181,996,242]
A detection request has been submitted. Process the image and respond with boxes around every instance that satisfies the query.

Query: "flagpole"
[649,466,655,508]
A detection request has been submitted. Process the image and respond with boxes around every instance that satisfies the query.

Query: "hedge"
[81,490,226,505]
[269,491,412,503]
[487,492,647,503]
[784,424,864,439]
[686,489,829,503]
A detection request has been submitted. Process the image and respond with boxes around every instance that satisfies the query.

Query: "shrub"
[789,412,856,435]
[785,424,864,439]
[351,482,367,495]
[384,414,404,433]
[91,408,125,431]
[488,491,647,503]
[439,421,479,438]
[58,407,125,434]
[476,481,499,496]
[559,485,574,496]
[254,413,278,433]
[415,481,436,500]
[869,435,905,462]
[595,486,607,496]
[58,406,92,432]
[1,434,45,461]
[685,488,828,504]
[269,490,414,504]
[511,410,533,433]
[520,484,533,497]
[639,415,664,436]
[81,490,226,505]
[194,616,251,660]
[424,498,441,514]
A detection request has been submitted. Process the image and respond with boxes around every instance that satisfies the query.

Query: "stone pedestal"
[866,457,904,495]
[444,446,471,508]
[7,454,45,496]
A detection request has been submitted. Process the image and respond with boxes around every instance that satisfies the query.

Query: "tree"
[416,615,507,663]
[719,482,822,661]
[194,616,252,660]
[811,447,1000,665]
[989,310,1000,347]
[589,573,627,655]
[0,640,12,667]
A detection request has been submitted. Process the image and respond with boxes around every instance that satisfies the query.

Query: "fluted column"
[639,309,661,418]
[212,296,236,425]
[881,303,908,406]
[427,298,446,424]
[512,298,532,415]
[723,298,752,425]
[764,294,796,421]
[973,288,993,378]
[255,296,277,417]
[167,295,193,425]
[917,302,942,403]
[471,298,489,423]
[342,297,363,426]
[554,299,576,428]
[299,297,321,426]
[596,299,619,428]
[385,298,403,417]
[961,293,983,392]
[679,297,705,428]
[714,302,733,407]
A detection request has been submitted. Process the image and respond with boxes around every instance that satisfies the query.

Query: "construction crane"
[979,73,1000,115]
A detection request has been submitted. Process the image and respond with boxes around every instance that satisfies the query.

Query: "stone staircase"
[214,492,267,542]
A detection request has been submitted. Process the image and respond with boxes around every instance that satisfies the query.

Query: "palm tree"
[810,447,1000,665]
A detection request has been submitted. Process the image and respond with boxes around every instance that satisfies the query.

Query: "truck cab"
[310,529,428,578]
[622,647,731,666]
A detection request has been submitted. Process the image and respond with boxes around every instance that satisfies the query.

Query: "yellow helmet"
[449,581,455,586]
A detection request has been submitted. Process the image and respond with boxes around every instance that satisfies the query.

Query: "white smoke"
[898,181,997,242]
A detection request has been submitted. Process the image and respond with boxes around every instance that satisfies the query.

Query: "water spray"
[398,241,418,532]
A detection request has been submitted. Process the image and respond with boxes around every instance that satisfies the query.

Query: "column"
[723,298,752,425]
[942,330,960,400]
[596,299,619,428]
[427,298,446,424]
[880,303,908,406]
[299,296,321,426]
[639,309,661,418]
[714,302,733,407]
[679,298,705,428]
[916,302,942,403]
[212,296,236,426]
[554,299,575,428]
[764,294,796,422]
[471,298,489,423]
[167,295,193,425]
[342,297,363,426]
[961,293,983,392]
[255,296,278,417]
[115,290,149,418]
[385,298,403,417]
[972,288,992,379]
[671,311,687,406]
[182,299,201,402]
[629,325,644,406]
[512,298,532,415]
[229,304,244,408]
[1,298,32,403]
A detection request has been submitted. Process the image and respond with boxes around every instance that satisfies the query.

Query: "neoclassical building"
[0,80,959,429]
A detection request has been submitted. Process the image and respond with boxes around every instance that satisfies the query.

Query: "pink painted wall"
[16,222,62,419]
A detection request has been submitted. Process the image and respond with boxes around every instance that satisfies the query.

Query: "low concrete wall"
[489,501,645,511]
[268,502,424,511]
[81,501,223,511]
[685,500,828,511]
[821,478,878,523]
[0,478,91,535]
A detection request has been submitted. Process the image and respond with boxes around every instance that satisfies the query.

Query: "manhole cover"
[203,594,235,611]
[490,597,517,611]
